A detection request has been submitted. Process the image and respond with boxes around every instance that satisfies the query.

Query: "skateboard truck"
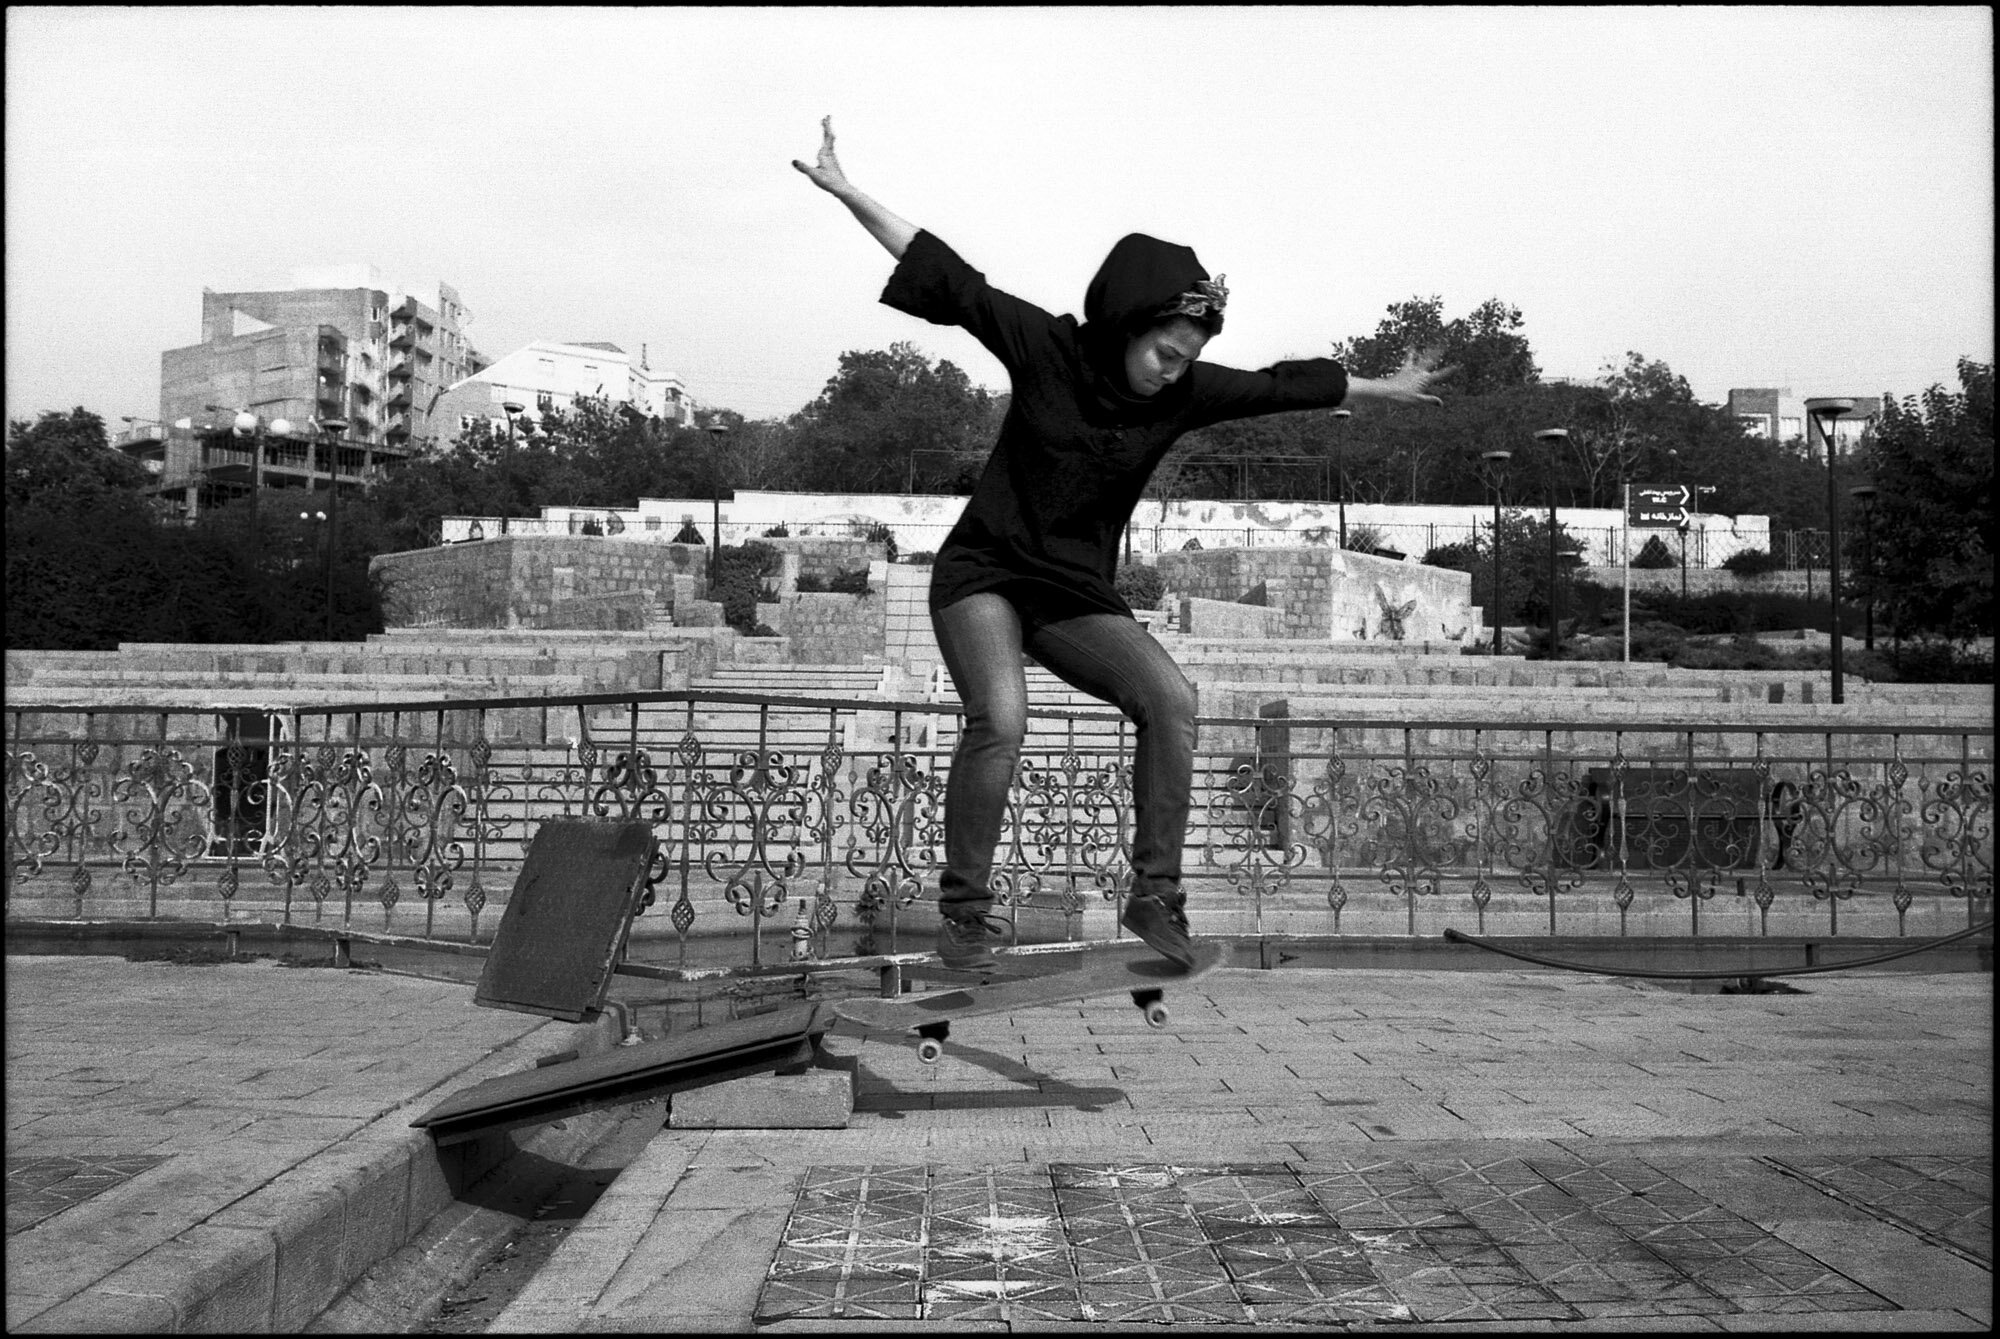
[836,942,1227,1065]
[907,986,1173,1065]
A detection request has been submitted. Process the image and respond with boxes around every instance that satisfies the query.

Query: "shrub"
[672,522,705,544]
[1115,563,1166,611]
[1631,534,1678,569]
[1628,621,1689,662]
[792,568,872,596]
[713,541,782,633]
[827,568,872,595]
[751,622,783,638]
[862,522,898,564]
[762,523,791,538]
[1668,635,1785,671]
[1342,524,1388,552]
[1563,575,1618,630]
[1631,589,1856,638]
[1879,637,1996,684]
[1721,547,1782,576]
[1422,540,1477,571]
[902,550,937,565]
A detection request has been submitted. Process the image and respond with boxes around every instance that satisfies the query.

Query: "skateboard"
[832,941,1230,1064]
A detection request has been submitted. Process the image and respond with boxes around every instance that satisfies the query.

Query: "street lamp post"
[1479,449,1512,655]
[705,422,729,585]
[1331,408,1352,548]
[316,416,348,640]
[205,405,296,543]
[1849,482,1878,651]
[500,400,526,535]
[299,507,329,638]
[1534,429,1568,659]
[1804,398,1855,704]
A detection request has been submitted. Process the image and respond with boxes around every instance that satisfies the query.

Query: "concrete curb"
[13,1007,628,1334]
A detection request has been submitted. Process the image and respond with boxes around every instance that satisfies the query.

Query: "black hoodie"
[882,229,1350,621]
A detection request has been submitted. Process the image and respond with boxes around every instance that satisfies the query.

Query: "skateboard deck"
[833,941,1230,1063]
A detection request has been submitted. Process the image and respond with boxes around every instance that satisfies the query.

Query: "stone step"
[17,672,568,693]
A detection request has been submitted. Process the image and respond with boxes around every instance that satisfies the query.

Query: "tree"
[1422,507,1589,639]
[1857,358,1994,642]
[5,408,172,649]
[1329,294,1540,396]
[4,408,146,511]
[785,342,995,492]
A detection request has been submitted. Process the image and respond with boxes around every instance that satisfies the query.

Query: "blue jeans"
[931,591,1199,917]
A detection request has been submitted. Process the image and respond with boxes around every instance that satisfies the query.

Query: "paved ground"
[2,952,611,1333]
[493,967,1992,1333]
[3,952,1991,1333]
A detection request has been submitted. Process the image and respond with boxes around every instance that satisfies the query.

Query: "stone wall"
[543,590,657,631]
[373,535,899,632]
[761,561,891,664]
[1179,595,1283,639]
[372,537,709,629]
[442,491,1774,570]
[1153,547,1479,644]
[371,539,515,629]
[756,537,884,586]
[1579,566,1823,598]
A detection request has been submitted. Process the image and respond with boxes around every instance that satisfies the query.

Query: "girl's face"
[1123,319,1210,397]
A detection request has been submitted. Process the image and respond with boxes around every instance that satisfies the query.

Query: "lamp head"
[1331,409,1352,421]
[1848,483,1879,504]
[269,419,292,438]
[1803,397,1856,439]
[1533,428,1568,442]
[317,417,348,436]
[1479,449,1512,465]
[233,410,258,436]
[501,400,524,415]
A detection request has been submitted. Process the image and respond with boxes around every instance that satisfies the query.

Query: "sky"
[6,6,1992,430]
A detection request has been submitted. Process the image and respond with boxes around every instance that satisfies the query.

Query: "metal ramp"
[413,817,829,1142]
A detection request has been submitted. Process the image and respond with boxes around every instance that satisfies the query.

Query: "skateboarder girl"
[796,117,1451,969]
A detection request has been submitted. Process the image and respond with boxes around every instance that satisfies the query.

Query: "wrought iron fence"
[6,693,1989,967]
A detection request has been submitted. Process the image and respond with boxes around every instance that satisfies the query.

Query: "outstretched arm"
[1340,345,1455,409]
[793,116,919,260]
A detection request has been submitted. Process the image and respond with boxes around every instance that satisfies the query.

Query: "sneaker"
[1121,893,1195,970]
[936,910,1008,971]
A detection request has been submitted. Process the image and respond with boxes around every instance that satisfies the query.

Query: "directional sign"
[1630,483,1690,528]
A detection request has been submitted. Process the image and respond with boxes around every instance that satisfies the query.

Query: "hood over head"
[1070,232,1227,411]
[1084,233,1213,334]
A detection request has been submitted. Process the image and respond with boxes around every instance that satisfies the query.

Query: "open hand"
[1380,344,1456,406]
[792,116,850,195]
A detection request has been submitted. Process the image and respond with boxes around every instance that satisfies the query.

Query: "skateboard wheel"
[1144,1001,1170,1028]
[917,1038,945,1064]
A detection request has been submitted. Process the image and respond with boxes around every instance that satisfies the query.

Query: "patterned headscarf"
[1158,276,1228,325]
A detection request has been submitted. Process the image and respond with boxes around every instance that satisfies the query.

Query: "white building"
[429,339,695,444]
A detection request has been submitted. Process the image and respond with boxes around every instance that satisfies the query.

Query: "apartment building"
[1726,388,1880,449]
[159,267,486,456]
[428,340,695,446]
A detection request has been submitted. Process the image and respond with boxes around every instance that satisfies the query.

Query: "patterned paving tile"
[1767,1154,1993,1263]
[758,1271,922,1321]
[755,1158,1912,1326]
[1076,1279,1253,1323]
[5,1154,171,1234]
